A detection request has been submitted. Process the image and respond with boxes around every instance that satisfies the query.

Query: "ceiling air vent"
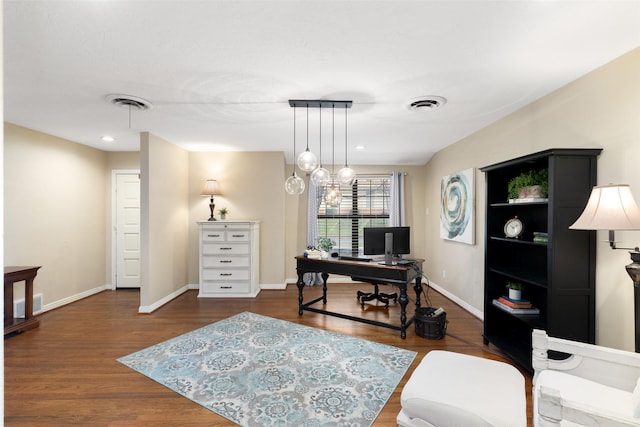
[105,94,153,110]
[407,96,447,112]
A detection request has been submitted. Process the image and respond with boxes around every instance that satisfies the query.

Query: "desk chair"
[355,279,398,308]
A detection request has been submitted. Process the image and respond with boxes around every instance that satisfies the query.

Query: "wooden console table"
[5,266,41,336]
[295,256,424,338]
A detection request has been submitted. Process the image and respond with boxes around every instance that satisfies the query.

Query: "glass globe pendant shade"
[310,166,331,187]
[297,149,318,173]
[337,166,356,185]
[285,172,305,195]
[324,182,342,207]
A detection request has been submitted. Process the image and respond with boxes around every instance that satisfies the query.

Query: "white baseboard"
[138,285,190,314]
[261,283,287,290]
[427,280,484,321]
[40,285,110,314]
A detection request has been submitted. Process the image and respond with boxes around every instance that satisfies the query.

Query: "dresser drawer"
[202,269,250,281]
[201,255,250,268]
[201,230,225,242]
[202,243,249,255]
[201,281,250,293]
[226,231,250,242]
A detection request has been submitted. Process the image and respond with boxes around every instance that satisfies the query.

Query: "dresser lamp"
[200,179,220,221]
[569,184,640,352]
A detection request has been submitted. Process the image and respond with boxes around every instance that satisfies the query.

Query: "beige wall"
[187,151,286,287]
[4,123,108,306]
[139,132,189,310]
[424,47,640,351]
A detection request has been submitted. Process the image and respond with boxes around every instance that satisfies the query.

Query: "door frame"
[111,169,141,290]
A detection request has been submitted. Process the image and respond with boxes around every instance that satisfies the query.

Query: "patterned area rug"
[118,312,416,426]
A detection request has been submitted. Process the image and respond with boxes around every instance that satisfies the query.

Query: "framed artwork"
[440,168,475,245]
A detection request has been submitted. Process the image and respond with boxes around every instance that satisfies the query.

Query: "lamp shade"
[570,184,640,230]
[200,179,220,196]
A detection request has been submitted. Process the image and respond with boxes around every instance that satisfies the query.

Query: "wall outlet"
[442,270,446,278]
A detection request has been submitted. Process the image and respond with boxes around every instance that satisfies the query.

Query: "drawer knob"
[220,260,232,263]
[231,234,246,238]
[207,234,221,238]
[220,286,232,289]
[220,273,233,276]
[220,247,233,250]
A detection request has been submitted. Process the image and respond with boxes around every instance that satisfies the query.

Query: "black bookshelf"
[480,148,601,372]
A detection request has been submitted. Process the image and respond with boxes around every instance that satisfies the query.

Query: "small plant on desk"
[317,237,335,252]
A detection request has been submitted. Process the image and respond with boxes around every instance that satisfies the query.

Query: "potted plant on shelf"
[218,208,228,220]
[507,168,549,203]
[317,237,336,259]
[506,282,525,300]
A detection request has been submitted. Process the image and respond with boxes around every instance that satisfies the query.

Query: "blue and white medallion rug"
[118,311,416,426]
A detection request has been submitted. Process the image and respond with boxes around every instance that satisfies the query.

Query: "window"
[316,175,390,253]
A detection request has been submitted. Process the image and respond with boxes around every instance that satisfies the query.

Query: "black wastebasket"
[414,308,448,339]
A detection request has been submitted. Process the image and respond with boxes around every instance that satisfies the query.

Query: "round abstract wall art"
[440,168,474,244]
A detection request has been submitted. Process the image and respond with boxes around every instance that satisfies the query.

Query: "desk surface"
[295,256,423,285]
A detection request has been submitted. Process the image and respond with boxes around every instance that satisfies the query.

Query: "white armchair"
[532,329,640,426]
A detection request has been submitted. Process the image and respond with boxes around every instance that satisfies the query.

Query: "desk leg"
[399,286,408,339]
[296,271,305,315]
[321,272,329,304]
[414,277,423,309]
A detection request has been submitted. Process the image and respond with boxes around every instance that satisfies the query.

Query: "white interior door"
[116,173,141,288]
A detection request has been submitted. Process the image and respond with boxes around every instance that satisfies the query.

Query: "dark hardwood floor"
[4,283,533,426]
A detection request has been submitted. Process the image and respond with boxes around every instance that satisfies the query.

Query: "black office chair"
[355,280,398,308]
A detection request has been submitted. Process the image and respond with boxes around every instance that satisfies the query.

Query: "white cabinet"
[197,221,260,298]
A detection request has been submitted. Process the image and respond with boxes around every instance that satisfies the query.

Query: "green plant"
[505,281,526,291]
[316,237,336,252]
[507,168,548,199]
[218,207,228,215]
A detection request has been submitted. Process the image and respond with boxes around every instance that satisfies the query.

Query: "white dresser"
[197,221,260,298]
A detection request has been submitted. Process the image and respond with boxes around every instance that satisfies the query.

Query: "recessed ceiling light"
[355,145,366,150]
[101,135,115,142]
[407,96,447,112]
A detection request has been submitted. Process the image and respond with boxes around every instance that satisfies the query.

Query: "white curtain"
[305,181,322,285]
[389,171,405,226]
[307,181,319,249]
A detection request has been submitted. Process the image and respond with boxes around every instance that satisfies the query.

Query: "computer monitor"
[363,226,410,264]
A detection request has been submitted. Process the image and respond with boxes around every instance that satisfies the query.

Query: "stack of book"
[492,296,539,315]
[533,232,548,244]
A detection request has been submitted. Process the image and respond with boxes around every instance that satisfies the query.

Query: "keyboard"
[338,255,372,262]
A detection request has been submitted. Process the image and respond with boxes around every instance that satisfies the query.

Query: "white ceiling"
[4,0,640,166]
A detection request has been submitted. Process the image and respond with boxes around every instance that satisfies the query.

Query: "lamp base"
[208,200,217,221]
[625,250,640,352]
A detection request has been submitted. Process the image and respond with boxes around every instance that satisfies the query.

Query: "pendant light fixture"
[337,103,356,185]
[296,104,318,173]
[287,100,352,194]
[324,104,342,206]
[310,105,331,187]
[285,105,305,195]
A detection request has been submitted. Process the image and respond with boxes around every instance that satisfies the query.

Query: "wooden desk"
[5,266,41,336]
[295,256,424,338]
